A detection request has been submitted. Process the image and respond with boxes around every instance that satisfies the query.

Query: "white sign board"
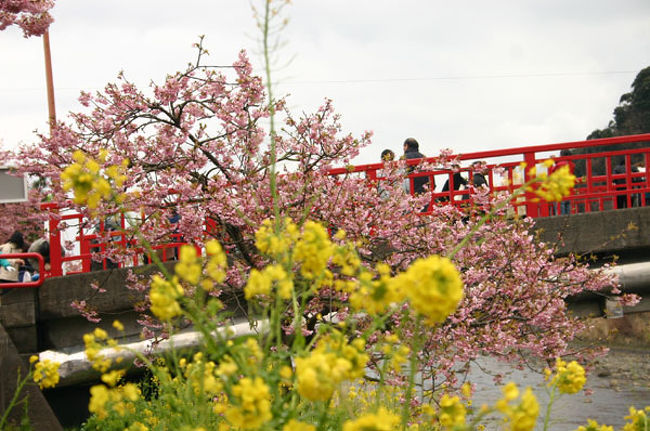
[0,167,28,203]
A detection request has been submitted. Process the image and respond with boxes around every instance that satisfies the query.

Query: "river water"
[467,351,650,430]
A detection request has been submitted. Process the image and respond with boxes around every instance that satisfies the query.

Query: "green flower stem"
[402,314,424,430]
[262,0,280,226]
[0,370,30,429]
[543,385,557,431]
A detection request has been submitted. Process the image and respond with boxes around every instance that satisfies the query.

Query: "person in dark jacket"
[613,159,639,209]
[440,165,468,202]
[402,138,431,195]
[470,161,488,188]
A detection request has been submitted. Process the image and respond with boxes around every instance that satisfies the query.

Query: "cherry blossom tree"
[4,41,617,389]
[0,188,48,243]
[0,0,54,37]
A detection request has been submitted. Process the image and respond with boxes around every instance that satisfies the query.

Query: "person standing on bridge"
[0,231,26,283]
[402,138,433,212]
[402,138,431,196]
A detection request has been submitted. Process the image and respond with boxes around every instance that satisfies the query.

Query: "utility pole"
[42,29,56,130]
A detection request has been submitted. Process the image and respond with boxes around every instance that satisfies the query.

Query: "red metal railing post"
[523,152,538,218]
[47,204,63,277]
[80,236,92,273]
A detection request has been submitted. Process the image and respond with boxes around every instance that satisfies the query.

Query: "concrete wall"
[0,323,63,430]
[534,206,650,258]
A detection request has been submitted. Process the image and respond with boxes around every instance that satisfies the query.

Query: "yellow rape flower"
[348,265,404,316]
[216,355,238,377]
[293,220,335,279]
[548,358,586,394]
[112,320,124,331]
[342,407,400,431]
[83,330,114,373]
[437,394,467,428]
[32,359,61,389]
[175,245,202,285]
[295,332,368,401]
[101,369,125,387]
[533,164,576,202]
[394,255,464,324]
[149,275,184,321]
[89,384,110,419]
[225,377,272,430]
[125,422,149,431]
[244,264,293,300]
[184,354,223,395]
[61,150,128,210]
[495,383,539,431]
[623,406,650,431]
[283,419,316,431]
[575,419,614,431]
[205,239,227,284]
[255,218,299,258]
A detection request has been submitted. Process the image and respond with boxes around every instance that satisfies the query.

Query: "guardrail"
[2,133,649,283]
[328,133,650,217]
[0,252,45,289]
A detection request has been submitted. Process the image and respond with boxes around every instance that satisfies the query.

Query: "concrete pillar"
[0,323,63,430]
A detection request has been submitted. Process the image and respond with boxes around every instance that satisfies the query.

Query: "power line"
[278,70,638,85]
[0,70,638,92]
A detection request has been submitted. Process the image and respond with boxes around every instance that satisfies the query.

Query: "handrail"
[0,252,45,288]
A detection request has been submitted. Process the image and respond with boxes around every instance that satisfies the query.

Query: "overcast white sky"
[1,0,649,165]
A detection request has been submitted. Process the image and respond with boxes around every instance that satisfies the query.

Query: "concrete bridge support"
[0,322,63,430]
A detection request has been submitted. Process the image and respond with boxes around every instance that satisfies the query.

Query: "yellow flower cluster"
[341,407,400,431]
[245,264,293,300]
[255,218,299,259]
[30,355,61,389]
[249,218,341,299]
[224,376,272,429]
[88,382,140,419]
[623,406,650,431]
[345,377,415,415]
[125,422,149,431]
[433,394,467,428]
[524,160,576,202]
[61,149,128,209]
[295,331,369,401]
[283,419,315,431]
[174,240,228,292]
[380,334,410,373]
[252,218,465,326]
[205,239,228,289]
[84,327,118,373]
[546,358,586,394]
[175,245,203,285]
[149,275,184,321]
[292,220,335,279]
[180,352,223,396]
[393,255,464,325]
[331,234,361,277]
[575,419,614,431]
[495,382,539,431]
[347,263,404,316]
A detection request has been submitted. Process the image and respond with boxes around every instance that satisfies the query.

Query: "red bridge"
[3,133,650,287]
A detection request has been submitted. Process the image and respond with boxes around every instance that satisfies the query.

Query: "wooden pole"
[42,30,56,130]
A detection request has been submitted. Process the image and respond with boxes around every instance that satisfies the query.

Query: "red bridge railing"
[327,133,650,218]
[0,133,648,285]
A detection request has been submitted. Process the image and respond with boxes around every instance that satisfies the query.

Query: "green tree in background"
[573,66,650,177]
[588,66,650,138]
